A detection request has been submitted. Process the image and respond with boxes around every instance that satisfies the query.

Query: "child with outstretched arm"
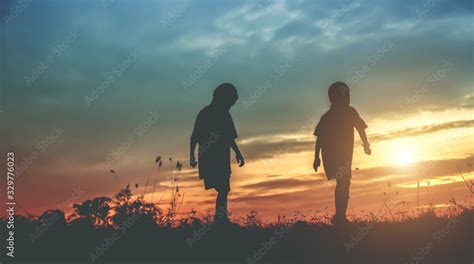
[313,81,371,225]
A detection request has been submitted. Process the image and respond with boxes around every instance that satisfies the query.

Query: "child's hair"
[212,83,238,107]
[328,81,350,104]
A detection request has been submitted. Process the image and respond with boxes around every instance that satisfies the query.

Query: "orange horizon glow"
[4,108,473,222]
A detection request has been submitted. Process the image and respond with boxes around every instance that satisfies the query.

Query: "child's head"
[328,81,350,106]
[212,83,239,110]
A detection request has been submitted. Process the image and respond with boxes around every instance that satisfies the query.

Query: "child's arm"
[189,138,198,168]
[356,127,371,155]
[230,140,245,167]
[313,137,321,172]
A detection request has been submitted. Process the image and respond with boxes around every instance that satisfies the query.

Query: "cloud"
[352,155,474,186]
[235,156,474,197]
[368,119,474,141]
[238,117,473,161]
[274,19,321,40]
[195,155,474,216]
[239,176,325,191]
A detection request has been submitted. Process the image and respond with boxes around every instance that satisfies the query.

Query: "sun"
[392,140,417,165]
[395,150,415,165]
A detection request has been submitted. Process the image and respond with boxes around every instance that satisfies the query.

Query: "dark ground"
[1,209,472,264]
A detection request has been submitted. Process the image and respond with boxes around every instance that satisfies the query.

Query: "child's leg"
[215,189,229,222]
[335,178,351,219]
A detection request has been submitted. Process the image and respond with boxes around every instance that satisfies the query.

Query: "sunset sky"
[1,0,473,220]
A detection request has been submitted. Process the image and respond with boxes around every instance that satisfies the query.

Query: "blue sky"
[1,0,473,217]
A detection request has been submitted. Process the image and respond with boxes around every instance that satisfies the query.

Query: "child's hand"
[364,144,371,155]
[313,157,321,172]
[189,155,197,168]
[236,152,245,167]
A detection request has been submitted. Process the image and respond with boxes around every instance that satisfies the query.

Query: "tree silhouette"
[72,197,111,226]
[112,185,163,227]
[37,209,67,227]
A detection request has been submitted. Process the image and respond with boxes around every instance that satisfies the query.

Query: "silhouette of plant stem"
[457,165,473,194]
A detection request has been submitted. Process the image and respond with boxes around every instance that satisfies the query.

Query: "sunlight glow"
[395,150,415,165]
[392,140,417,165]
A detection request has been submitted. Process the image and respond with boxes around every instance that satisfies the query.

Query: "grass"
[1,185,472,263]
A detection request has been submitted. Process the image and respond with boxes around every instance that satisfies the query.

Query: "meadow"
[1,185,472,264]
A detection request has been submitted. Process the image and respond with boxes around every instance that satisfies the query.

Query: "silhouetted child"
[313,82,371,225]
[190,83,245,224]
